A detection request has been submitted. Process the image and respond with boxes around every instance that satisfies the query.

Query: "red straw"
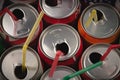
[48,50,63,78]
[101,44,120,61]
[0,8,18,21]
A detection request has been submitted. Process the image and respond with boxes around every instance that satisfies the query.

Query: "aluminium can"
[0,45,43,80]
[79,43,120,80]
[40,66,82,80]
[38,0,80,24]
[37,24,83,66]
[9,0,36,3]
[78,3,120,44]
[0,3,43,45]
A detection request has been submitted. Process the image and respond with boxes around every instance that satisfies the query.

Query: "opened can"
[79,43,120,80]
[9,0,36,3]
[40,66,82,80]
[78,3,120,44]
[0,45,43,80]
[38,0,80,24]
[0,3,43,45]
[37,24,83,66]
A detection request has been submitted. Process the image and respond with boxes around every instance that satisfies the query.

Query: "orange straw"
[101,44,120,61]
[0,8,18,21]
[48,50,63,78]
[22,11,44,71]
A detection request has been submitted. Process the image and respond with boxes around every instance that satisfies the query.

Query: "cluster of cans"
[0,0,120,80]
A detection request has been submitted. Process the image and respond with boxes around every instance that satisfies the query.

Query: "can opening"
[89,52,102,64]
[93,10,103,21]
[56,42,69,55]
[45,0,58,7]
[12,9,24,19]
[14,65,27,79]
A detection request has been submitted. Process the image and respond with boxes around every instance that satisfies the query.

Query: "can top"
[0,45,43,80]
[39,24,80,61]
[40,0,79,19]
[9,0,36,3]
[81,3,119,38]
[40,66,82,80]
[1,3,39,38]
[81,43,120,79]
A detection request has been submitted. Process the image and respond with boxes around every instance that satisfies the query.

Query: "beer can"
[38,0,80,24]
[79,43,120,80]
[0,0,4,11]
[0,45,43,80]
[9,0,36,3]
[0,3,43,45]
[37,24,83,66]
[78,3,120,44]
[115,0,120,13]
[40,66,82,80]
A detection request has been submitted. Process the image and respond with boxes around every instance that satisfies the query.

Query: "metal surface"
[81,3,119,38]
[9,0,36,3]
[0,0,4,11]
[40,66,82,80]
[80,43,120,79]
[39,0,79,19]
[1,3,39,39]
[39,24,80,61]
[0,45,43,80]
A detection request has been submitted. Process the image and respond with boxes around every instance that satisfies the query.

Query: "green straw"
[62,61,103,80]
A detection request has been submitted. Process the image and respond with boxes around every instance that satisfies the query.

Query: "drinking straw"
[62,61,102,80]
[48,50,63,78]
[22,11,44,71]
[0,8,18,21]
[100,44,120,61]
[85,9,98,27]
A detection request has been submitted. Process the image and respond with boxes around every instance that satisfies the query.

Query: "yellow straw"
[85,9,98,27]
[22,11,44,71]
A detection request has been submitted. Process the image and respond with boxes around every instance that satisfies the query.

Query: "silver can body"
[0,3,42,45]
[40,66,82,80]
[79,43,120,79]
[0,45,43,80]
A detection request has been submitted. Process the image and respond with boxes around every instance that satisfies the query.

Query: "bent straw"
[22,11,44,71]
[48,50,63,78]
[62,61,102,80]
[0,8,18,21]
[85,9,98,27]
[100,44,120,61]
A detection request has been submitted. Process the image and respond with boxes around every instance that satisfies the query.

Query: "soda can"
[115,0,120,13]
[0,45,43,80]
[78,3,120,44]
[9,0,36,3]
[37,24,83,66]
[38,0,80,24]
[0,0,4,11]
[40,66,82,80]
[79,43,120,80]
[0,3,43,45]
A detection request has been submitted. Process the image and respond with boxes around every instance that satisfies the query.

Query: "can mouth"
[45,0,58,7]
[14,64,27,79]
[12,9,24,19]
[55,42,69,55]
[89,52,102,64]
